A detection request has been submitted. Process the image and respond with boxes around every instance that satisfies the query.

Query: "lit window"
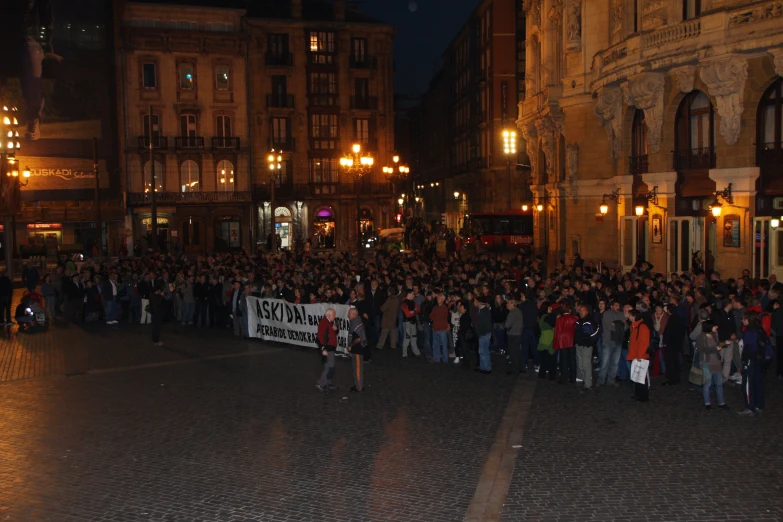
[216,65,230,91]
[179,63,194,89]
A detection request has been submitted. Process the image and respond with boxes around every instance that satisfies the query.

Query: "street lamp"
[709,184,733,218]
[453,191,460,199]
[1,105,22,278]
[267,150,283,243]
[503,129,517,210]
[599,188,621,216]
[340,143,373,252]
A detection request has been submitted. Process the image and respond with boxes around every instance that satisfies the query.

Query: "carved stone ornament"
[671,66,695,94]
[525,0,541,27]
[625,73,665,153]
[700,56,748,145]
[610,0,623,44]
[770,48,783,76]
[593,87,624,159]
[642,0,667,30]
[520,123,539,182]
[536,118,557,180]
[566,0,582,52]
[565,142,578,181]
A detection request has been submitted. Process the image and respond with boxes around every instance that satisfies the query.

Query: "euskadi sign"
[247,297,353,354]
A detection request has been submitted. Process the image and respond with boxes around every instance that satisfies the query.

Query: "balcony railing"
[137,136,168,150]
[265,52,293,66]
[254,183,394,201]
[350,96,378,110]
[266,93,295,108]
[307,53,335,65]
[758,143,783,167]
[308,94,338,107]
[127,191,252,206]
[268,137,296,151]
[174,136,204,150]
[674,147,716,170]
[642,18,701,50]
[212,137,240,150]
[629,154,649,175]
[349,56,376,69]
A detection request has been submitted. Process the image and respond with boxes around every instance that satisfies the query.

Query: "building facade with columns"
[518,0,783,279]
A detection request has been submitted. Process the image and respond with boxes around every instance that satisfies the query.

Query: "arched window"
[674,90,715,170]
[630,108,648,174]
[758,78,783,167]
[143,160,164,192]
[180,160,199,192]
[216,160,235,192]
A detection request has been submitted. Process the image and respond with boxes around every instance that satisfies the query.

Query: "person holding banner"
[348,308,367,392]
[316,308,339,392]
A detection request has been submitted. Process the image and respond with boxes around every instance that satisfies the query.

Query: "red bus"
[463,210,534,250]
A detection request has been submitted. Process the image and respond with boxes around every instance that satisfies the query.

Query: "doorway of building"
[181,218,204,254]
[141,216,170,252]
[313,207,335,248]
[359,207,374,246]
[274,206,293,249]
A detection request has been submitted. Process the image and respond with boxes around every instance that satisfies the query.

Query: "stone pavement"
[1,307,781,521]
[500,376,783,522]
[0,321,518,522]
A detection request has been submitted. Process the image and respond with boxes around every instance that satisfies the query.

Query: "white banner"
[247,297,353,353]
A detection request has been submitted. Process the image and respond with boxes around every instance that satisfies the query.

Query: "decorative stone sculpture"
[625,73,665,153]
[671,66,696,94]
[594,87,624,159]
[566,0,581,52]
[700,56,748,145]
[565,142,578,181]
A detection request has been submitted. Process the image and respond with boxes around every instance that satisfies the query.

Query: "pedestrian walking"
[348,307,367,392]
[316,308,338,392]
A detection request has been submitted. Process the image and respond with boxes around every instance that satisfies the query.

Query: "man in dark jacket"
[365,279,386,346]
[473,296,493,373]
[519,292,540,370]
[574,304,600,390]
[150,284,165,346]
[0,269,12,325]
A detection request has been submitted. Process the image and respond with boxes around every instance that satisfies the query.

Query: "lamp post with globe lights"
[267,150,283,244]
[1,105,25,278]
[340,143,373,252]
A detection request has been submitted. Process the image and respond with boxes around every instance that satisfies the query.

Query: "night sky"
[359,0,479,95]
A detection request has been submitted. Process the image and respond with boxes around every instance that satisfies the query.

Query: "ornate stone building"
[518,0,783,278]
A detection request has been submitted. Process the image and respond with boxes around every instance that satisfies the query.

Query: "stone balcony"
[590,1,783,92]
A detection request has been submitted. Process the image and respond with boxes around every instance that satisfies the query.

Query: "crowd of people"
[4,237,780,413]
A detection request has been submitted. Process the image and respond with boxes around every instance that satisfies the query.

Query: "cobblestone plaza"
[1,310,781,521]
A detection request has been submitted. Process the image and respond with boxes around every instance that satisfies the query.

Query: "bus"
[463,210,534,250]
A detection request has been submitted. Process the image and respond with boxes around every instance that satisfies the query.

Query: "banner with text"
[247,297,353,353]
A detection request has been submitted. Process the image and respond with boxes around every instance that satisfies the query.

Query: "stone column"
[641,171,678,275]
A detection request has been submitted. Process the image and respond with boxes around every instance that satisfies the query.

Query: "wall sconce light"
[635,206,645,217]
[535,203,544,212]
[453,191,460,199]
[398,197,404,206]
[521,204,529,211]
[709,183,733,218]
[599,188,620,216]
[771,218,780,229]
[643,185,659,206]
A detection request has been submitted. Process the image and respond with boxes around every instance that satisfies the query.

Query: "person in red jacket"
[316,308,339,392]
[628,309,651,402]
[553,299,578,384]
